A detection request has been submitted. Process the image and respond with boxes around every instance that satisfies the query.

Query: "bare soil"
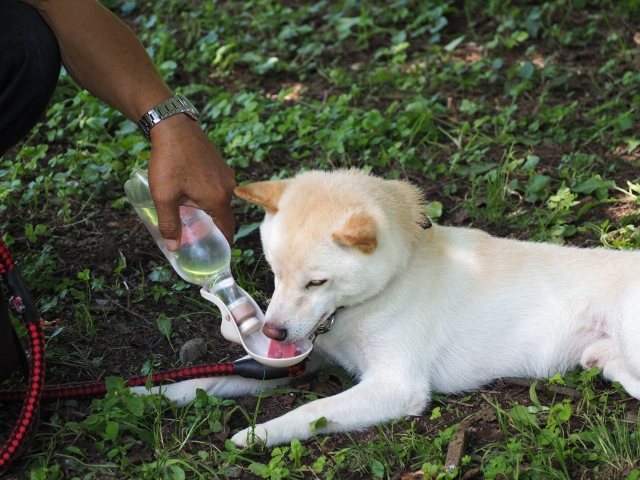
[1,161,638,479]
[2,3,640,478]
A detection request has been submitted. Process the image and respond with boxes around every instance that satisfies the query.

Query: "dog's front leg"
[131,376,291,406]
[231,375,429,447]
[131,354,327,406]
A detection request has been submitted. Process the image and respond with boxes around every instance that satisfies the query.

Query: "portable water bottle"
[124,169,312,367]
[124,169,261,336]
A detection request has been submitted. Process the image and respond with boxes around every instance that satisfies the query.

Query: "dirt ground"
[0,165,637,479]
[2,2,640,478]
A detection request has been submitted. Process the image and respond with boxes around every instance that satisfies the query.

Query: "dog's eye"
[306,279,327,288]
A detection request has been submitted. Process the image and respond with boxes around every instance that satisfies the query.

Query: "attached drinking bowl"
[200,288,312,368]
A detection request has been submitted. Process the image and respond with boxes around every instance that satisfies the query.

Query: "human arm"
[20,0,236,246]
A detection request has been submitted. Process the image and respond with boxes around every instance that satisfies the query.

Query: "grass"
[2,0,640,478]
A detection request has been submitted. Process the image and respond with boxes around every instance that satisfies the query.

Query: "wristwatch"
[138,93,200,141]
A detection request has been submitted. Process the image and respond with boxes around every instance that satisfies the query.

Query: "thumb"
[153,192,183,252]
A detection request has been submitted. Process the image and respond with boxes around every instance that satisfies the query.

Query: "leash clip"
[309,312,335,343]
[9,296,25,313]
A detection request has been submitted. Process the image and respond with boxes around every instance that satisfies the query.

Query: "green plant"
[4,0,640,477]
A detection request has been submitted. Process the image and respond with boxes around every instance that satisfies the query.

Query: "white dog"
[135,169,640,447]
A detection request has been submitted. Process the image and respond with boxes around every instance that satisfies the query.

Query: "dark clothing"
[0,0,60,381]
[0,294,26,383]
[0,0,61,157]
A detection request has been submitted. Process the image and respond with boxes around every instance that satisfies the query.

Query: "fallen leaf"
[400,470,425,480]
[474,409,497,423]
[320,443,335,453]
[113,323,133,334]
[454,208,470,224]
[461,467,482,480]
[214,424,230,442]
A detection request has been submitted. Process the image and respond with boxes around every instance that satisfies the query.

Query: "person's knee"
[1,0,60,93]
[0,0,60,155]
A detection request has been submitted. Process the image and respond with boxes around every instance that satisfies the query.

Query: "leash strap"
[0,238,45,474]
[0,357,307,403]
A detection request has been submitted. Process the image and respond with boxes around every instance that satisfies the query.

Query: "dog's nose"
[262,323,287,340]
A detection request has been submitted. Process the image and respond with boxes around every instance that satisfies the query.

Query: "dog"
[134,169,640,447]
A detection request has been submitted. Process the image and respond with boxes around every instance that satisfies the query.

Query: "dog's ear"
[234,180,289,214]
[332,213,377,254]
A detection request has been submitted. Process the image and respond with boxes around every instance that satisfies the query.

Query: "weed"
[2,0,640,478]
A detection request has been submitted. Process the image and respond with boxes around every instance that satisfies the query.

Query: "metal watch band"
[138,93,199,141]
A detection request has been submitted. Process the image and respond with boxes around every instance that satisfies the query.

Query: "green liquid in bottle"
[126,169,263,339]
[133,206,232,287]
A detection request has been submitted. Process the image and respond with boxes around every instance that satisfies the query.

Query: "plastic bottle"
[124,169,262,337]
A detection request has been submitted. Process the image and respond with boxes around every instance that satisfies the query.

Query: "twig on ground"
[617,397,637,403]
[444,420,472,473]
[445,398,475,408]
[67,410,88,420]
[105,294,147,321]
[48,360,92,380]
[461,467,482,480]
[617,16,636,34]
[500,377,581,398]
[68,430,85,448]
[134,248,167,261]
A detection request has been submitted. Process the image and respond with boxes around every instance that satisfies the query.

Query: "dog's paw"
[231,425,268,447]
[130,378,227,407]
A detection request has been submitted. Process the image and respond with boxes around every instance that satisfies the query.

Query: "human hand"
[147,114,236,249]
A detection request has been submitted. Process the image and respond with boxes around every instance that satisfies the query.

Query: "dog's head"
[235,170,426,343]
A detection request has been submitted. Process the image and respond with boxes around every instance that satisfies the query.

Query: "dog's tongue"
[268,340,298,359]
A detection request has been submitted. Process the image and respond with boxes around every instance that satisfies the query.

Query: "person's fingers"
[147,116,236,248]
[149,179,184,251]
[191,169,236,244]
[208,202,236,245]
[207,163,237,244]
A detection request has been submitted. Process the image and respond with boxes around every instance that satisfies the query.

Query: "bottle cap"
[238,316,261,336]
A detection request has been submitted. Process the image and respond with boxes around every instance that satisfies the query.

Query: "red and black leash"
[0,239,306,472]
[0,238,45,473]
[0,359,305,404]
